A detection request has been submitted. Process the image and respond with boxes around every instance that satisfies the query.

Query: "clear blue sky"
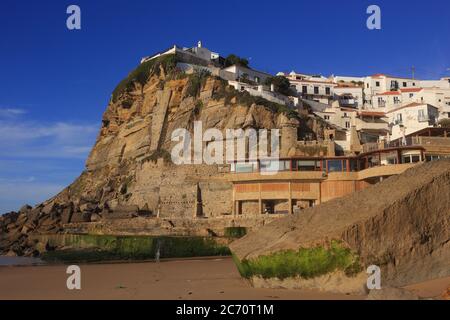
[1,0,449,213]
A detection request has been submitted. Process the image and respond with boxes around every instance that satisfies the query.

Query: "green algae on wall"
[232,241,361,280]
[40,234,230,263]
[224,227,247,239]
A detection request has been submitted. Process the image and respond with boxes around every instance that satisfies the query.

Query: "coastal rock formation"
[0,56,322,256]
[230,160,450,292]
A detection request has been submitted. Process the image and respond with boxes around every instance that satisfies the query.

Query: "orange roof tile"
[376,91,401,96]
[400,88,423,93]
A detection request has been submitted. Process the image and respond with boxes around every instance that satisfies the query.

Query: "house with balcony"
[387,102,439,140]
[364,74,419,107]
[280,71,336,104]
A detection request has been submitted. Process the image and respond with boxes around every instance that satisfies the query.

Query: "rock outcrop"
[230,160,450,291]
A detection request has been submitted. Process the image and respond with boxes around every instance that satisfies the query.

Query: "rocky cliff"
[0,55,323,256]
[230,160,450,292]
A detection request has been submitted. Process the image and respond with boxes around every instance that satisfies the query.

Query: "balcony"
[356,120,389,131]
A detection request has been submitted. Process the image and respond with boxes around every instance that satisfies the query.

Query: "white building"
[387,102,439,140]
[141,41,221,66]
[281,72,336,104]
[220,64,272,84]
[363,74,419,107]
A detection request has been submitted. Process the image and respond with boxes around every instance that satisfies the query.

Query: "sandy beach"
[0,257,448,300]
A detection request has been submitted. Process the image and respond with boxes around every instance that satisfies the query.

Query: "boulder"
[19,204,32,213]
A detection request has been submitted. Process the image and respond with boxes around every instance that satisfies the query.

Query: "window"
[402,154,421,163]
[327,160,344,172]
[343,112,348,117]
[418,109,426,121]
[409,93,414,98]
[394,97,400,104]
[302,85,307,94]
[403,82,407,87]
[396,113,403,124]
[324,115,330,120]
[345,121,350,128]
[349,159,358,172]
[413,82,416,86]
[254,76,260,83]
[376,81,380,87]
[314,86,319,94]
[260,160,290,172]
[234,162,258,173]
[325,87,331,95]
[426,155,441,162]
[367,83,370,88]
[296,160,320,171]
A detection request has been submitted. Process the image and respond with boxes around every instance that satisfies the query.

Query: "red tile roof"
[376,91,401,96]
[358,111,386,117]
[400,88,423,93]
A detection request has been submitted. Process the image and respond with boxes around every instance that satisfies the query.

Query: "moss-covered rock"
[232,240,361,280]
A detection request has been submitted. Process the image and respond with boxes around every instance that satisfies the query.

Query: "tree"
[224,54,249,68]
[439,118,450,128]
[265,76,294,96]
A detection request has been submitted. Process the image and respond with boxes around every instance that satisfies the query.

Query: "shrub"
[233,240,361,280]
[224,54,249,68]
[264,76,295,96]
[185,70,211,97]
[193,100,203,116]
[111,54,178,103]
[439,118,450,128]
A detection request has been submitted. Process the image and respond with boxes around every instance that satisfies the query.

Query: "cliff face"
[230,160,450,290]
[0,58,308,256]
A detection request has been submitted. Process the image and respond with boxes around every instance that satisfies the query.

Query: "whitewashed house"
[387,102,439,140]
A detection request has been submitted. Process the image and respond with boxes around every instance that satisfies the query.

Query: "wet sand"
[0,257,447,300]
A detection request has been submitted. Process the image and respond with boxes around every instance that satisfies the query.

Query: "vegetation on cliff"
[111,54,178,102]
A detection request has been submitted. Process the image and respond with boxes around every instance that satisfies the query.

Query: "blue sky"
[1,0,449,213]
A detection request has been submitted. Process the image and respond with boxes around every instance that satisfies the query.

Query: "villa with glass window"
[228,146,426,216]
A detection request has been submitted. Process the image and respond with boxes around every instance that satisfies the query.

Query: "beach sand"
[0,257,447,300]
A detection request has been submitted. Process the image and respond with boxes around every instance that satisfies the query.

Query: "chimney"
[198,41,202,48]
